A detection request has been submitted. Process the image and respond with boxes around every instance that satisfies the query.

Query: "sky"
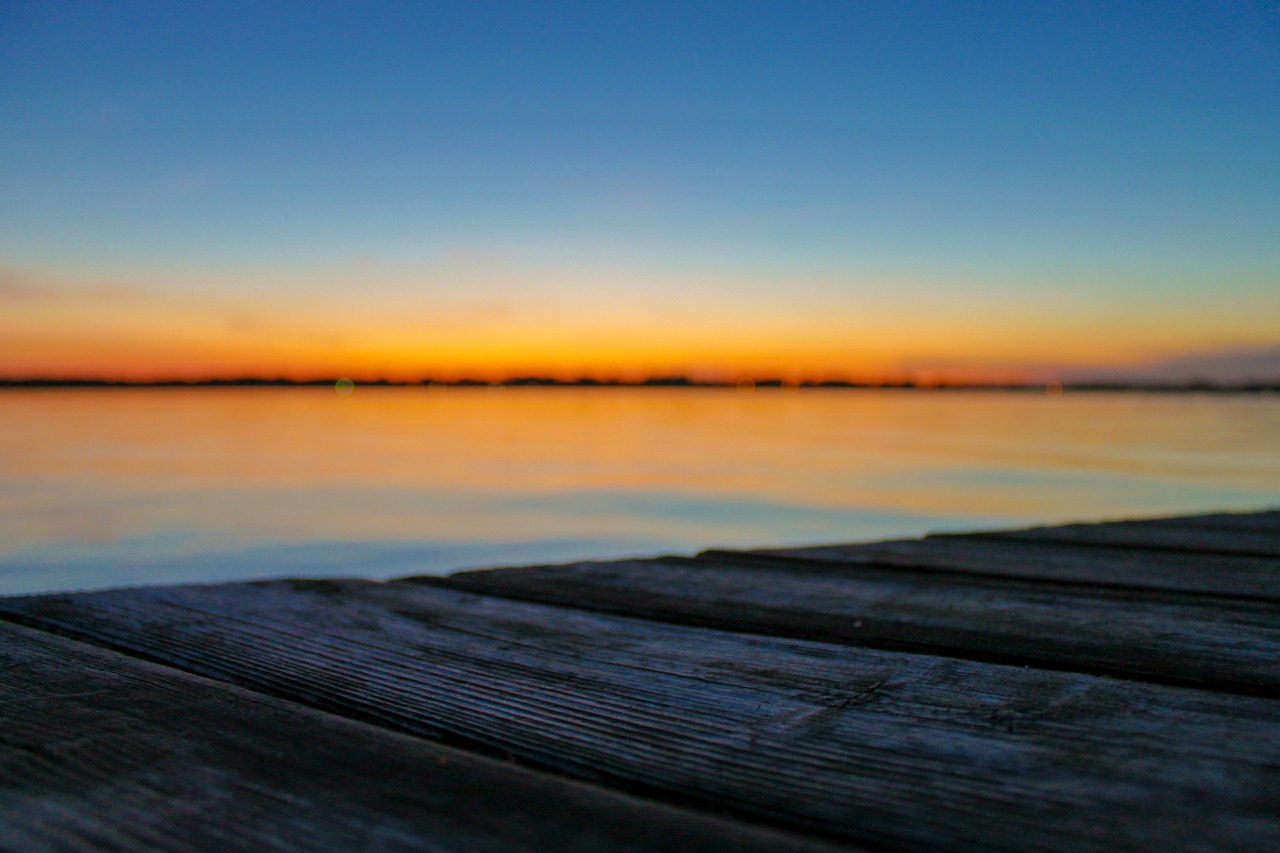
[1,1,1277,383]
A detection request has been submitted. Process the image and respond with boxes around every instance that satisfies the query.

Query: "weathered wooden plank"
[742,534,1280,601]
[427,554,1280,695]
[0,620,845,853]
[357,579,1280,766]
[2,581,1278,852]
[946,513,1280,557]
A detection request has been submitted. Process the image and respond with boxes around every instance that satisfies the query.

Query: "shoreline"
[2,377,1277,393]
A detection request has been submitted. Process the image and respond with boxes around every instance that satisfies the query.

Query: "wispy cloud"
[1068,345,1280,384]
[0,268,143,303]
[0,269,45,302]
[222,310,348,350]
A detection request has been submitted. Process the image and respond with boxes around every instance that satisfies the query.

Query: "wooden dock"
[2,510,1278,851]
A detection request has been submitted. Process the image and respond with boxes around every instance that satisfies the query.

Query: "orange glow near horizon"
[3,262,1276,386]
[0,321,1051,385]
[0,322,1253,386]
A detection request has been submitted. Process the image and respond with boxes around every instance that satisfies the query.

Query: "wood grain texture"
[2,580,1278,853]
[742,534,1280,601]
[427,554,1280,695]
[0,621,848,853]
[941,512,1280,558]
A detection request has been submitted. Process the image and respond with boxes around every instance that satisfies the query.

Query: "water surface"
[2,387,1276,594]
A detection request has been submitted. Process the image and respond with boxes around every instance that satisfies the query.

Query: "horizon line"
[2,376,1276,393]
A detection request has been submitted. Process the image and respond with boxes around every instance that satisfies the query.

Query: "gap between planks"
[424,552,1280,697]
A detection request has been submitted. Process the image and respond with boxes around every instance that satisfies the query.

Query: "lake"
[2,386,1276,594]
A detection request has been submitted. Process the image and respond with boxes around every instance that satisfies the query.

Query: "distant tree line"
[1,376,1276,393]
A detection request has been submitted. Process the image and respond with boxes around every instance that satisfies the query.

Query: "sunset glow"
[2,3,1276,384]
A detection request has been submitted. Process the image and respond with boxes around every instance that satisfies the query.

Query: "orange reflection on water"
[2,387,1277,577]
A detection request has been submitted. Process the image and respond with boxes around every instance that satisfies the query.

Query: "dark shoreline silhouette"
[1,376,1276,393]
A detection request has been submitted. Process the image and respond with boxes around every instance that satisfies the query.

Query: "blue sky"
[2,1,1277,380]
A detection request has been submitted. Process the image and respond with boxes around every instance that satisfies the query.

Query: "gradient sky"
[2,1,1277,382]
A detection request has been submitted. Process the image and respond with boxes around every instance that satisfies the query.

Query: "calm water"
[2,387,1277,594]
